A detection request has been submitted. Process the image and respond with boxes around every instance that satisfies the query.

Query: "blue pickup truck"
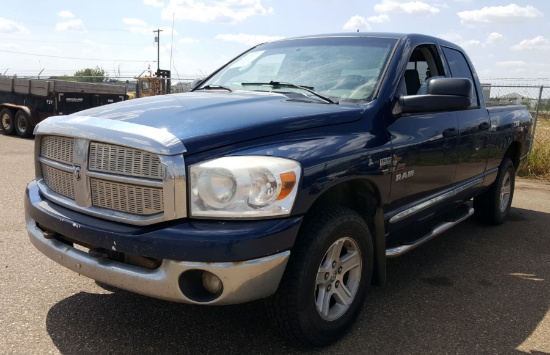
[25,33,532,346]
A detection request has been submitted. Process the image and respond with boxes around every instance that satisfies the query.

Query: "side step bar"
[386,205,474,258]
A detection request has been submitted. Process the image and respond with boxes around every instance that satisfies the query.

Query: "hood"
[54,91,365,155]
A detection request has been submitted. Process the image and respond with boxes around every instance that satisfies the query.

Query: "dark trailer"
[0,77,127,138]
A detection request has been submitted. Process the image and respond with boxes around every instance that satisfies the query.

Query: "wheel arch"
[301,178,386,286]
[504,141,521,170]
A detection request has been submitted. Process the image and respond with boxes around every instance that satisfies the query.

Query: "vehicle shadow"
[46,206,550,355]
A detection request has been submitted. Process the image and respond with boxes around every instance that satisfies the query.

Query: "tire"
[474,157,515,225]
[0,108,16,135]
[15,110,33,138]
[267,206,373,346]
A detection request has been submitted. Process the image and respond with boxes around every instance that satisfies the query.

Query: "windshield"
[199,36,398,103]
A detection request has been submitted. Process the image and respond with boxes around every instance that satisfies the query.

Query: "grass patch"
[518,112,550,180]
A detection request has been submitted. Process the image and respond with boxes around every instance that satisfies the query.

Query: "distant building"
[500,93,529,106]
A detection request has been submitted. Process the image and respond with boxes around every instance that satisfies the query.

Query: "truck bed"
[0,77,126,97]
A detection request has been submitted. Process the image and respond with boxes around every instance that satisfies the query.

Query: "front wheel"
[474,157,515,225]
[267,206,373,346]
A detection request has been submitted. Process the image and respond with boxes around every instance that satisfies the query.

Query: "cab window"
[442,47,479,107]
[398,44,445,96]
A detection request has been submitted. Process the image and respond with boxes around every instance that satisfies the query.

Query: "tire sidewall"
[15,111,32,138]
[295,213,373,343]
[493,159,515,223]
[474,157,516,225]
[1,108,16,135]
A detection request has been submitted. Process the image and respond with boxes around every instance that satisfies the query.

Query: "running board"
[386,205,474,258]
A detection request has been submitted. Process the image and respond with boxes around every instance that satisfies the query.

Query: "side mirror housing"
[190,77,205,90]
[394,77,472,115]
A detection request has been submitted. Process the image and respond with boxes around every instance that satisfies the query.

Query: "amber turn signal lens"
[277,171,296,200]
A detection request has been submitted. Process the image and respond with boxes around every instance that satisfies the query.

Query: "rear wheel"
[0,108,16,135]
[474,157,515,225]
[14,110,33,138]
[267,206,373,346]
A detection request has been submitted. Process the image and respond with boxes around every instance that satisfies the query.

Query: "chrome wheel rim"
[499,171,511,212]
[315,237,362,321]
[1,113,10,131]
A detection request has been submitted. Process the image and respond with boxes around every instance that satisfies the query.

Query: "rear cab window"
[442,47,479,108]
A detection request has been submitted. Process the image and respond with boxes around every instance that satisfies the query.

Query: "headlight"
[190,156,301,218]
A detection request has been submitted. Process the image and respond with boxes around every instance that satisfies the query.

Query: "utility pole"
[153,29,163,74]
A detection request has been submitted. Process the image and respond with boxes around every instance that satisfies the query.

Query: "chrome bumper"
[26,213,290,305]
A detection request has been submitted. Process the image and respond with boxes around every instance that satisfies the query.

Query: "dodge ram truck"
[25,33,532,346]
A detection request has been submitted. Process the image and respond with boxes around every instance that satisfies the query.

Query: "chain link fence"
[482,84,550,178]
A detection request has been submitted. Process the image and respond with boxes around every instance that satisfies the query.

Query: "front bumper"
[27,216,289,304]
[25,181,301,304]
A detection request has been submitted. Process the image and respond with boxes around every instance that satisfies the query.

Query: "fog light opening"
[202,271,223,294]
[178,269,224,303]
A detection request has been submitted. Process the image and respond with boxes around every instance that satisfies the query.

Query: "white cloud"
[0,42,19,49]
[511,36,550,52]
[458,5,543,25]
[123,18,148,26]
[38,46,56,51]
[495,61,527,67]
[438,32,504,49]
[485,32,505,46]
[368,14,390,24]
[58,10,75,18]
[215,33,284,46]
[162,0,274,24]
[438,32,462,43]
[121,18,176,36]
[144,0,165,7]
[179,37,199,44]
[0,18,29,34]
[374,0,439,16]
[55,19,86,32]
[343,13,390,31]
[462,39,481,49]
[343,16,371,31]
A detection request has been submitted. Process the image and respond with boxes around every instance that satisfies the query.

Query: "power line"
[0,37,147,46]
[0,49,155,62]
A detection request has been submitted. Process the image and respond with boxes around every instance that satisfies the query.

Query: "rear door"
[441,46,490,184]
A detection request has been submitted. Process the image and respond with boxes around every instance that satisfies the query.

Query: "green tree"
[73,66,108,83]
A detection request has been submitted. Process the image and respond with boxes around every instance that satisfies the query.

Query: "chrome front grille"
[41,136,74,164]
[90,178,163,215]
[41,163,75,200]
[36,134,188,224]
[89,142,163,179]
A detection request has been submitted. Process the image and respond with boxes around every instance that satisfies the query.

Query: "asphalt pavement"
[1,134,549,354]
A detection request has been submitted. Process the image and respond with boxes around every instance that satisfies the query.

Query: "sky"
[1,0,549,85]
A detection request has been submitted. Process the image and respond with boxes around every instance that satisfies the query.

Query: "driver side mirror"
[190,77,205,90]
[393,77,472,115]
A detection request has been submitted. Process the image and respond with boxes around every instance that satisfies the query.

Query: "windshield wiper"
[241,81,337,104]
[196,84,233,92]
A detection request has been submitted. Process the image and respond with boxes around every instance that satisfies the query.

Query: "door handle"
[478,122,490,131]
[443,128,458,138]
